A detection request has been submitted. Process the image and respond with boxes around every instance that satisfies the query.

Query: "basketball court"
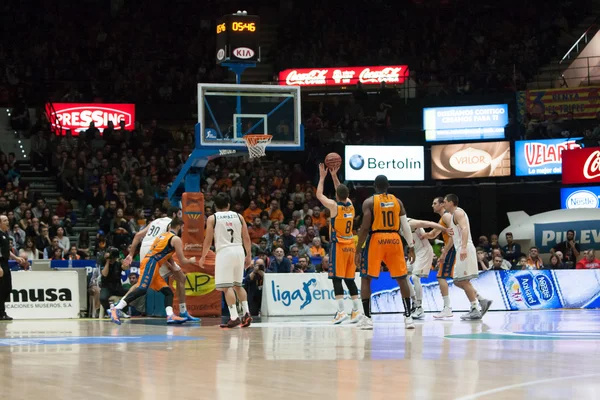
[1,310,599,399]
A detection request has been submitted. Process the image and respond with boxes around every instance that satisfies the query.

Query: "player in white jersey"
[122,207,199,322]
[443,194,492,320]
[200,193,252,329]
[401,218,449,319]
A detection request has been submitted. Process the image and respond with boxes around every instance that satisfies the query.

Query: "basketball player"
[122,207,200,322]
[199,193,253,329]
[402,217,449,320]
[443,194,492,320]
[423,197,492,318]
[110,217,197,325]
[355,175,416,330]
[316,163,362,325]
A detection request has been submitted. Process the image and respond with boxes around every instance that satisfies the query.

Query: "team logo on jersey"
[343,213,353,218]
[380,202,395,208]
[185,211,203,220]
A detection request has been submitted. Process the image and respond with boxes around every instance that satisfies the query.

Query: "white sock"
[409,281,416,298]
[241,301,249,315]
[443,296,451,308]
[476,293,486,302]
[352,298,361,312]
[337,298,344,313]
[166,306,174,316]
[115,299,127,310]
[179,303,187,314]
[228,304,239,320]
[471,300,481,311]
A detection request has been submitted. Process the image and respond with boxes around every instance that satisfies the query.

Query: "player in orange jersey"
[316,164,362,325]
[355,175,416,330]
[110,217,197,325]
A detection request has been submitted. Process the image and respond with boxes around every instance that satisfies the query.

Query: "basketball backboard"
[197,83,303,152]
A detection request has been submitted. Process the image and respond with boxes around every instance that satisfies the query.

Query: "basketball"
[325,152,342,169]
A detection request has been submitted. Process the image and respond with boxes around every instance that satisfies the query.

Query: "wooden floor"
[1,310,600,399]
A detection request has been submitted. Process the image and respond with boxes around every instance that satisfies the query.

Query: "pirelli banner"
[525,87,600,119]
[173,192,221,317]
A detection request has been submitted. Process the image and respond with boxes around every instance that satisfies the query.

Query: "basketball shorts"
[141,243,177,279]
[139,258,169,291]
[360,232,407,279]
[329,241,356,279]
[437,246,456,279]
[215,245,245,288]
[453,243,479,281]
[410,249,434,277]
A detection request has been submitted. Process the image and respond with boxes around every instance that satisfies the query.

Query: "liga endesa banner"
[173,192,221,317]
[525,87,600,119]
[6,271,80,319]
[562,147,600,184]
[45,103,135,135]
[371,270,600,313]
[279,65,409,87]
[261,273,363,316]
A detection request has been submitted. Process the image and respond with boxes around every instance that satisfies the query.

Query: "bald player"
[355,175,415,330]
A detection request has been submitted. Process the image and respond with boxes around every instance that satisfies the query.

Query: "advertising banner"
[525,87,600,119]
[344,145,424,181]
[431,141,511,180]
[515,138,582,176]
[278,65,409,87]
[534,220,600,252]
[371,269,600,313]
[423,104,508,142]
[175,192,221,317]
[561,186,600,209]
[6,271,80,319]
[562,147,600,184]
[45,103,136,135]
[261,273,363,316]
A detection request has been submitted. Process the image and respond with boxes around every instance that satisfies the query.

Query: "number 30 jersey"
[141,217,172,248]
[331,201,354,244]
[214,211,244,252]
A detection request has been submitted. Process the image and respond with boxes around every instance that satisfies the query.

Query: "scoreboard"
[216,14,261,64]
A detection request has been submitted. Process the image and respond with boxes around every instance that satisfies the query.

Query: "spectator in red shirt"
[576,249,600,269]
[248,217,267,244]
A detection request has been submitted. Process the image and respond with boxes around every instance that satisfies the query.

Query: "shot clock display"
[216,14,260,64]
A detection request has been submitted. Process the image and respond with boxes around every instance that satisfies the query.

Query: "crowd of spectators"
[276,0,591,95]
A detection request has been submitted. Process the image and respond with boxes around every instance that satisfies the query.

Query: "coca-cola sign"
[45,103,136,136]
[562,147,600,184]
[279,65,409,87]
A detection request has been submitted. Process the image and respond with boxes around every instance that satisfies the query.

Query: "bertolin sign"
[46,103,136,135]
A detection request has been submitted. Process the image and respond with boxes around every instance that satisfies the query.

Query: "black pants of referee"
[0,263,12,317]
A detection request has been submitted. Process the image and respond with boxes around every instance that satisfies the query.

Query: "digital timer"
[215,14,260,64]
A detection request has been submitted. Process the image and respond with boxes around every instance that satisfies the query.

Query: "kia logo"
[349,154,364,170]
[233,47,255,59]
[583,150,600,179]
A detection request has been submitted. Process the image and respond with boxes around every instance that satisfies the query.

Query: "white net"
[243,134,272,158]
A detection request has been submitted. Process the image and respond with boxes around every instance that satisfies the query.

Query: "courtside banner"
[514,138,582,176]
[526,87,600,119]
[45,103,135,135]
[261,273,363,316]
[345,145,425,181]
[6,271,80,319]
[371,270,600,313]
[279,65,409,87]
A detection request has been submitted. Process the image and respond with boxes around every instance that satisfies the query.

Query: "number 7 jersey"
[330,201,355,244]
[214,211,244,252]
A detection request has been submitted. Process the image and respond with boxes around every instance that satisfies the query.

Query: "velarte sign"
[344,145,424,181]
[515,138,582,176]
[46,103,136,135]
[562,147,600,184]
[279,65,409,87]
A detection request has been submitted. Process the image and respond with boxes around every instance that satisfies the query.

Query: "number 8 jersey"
[214,211,243,252]
[331,201,355,244]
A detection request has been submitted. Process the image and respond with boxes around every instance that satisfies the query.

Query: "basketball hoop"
[243,134,272,158]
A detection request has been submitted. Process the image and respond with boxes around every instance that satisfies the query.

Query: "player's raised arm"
[330,164,342,189]
[199,215,215,268]
[316,163,338,215]
[409,219,448,232]
[123,225,149,266]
